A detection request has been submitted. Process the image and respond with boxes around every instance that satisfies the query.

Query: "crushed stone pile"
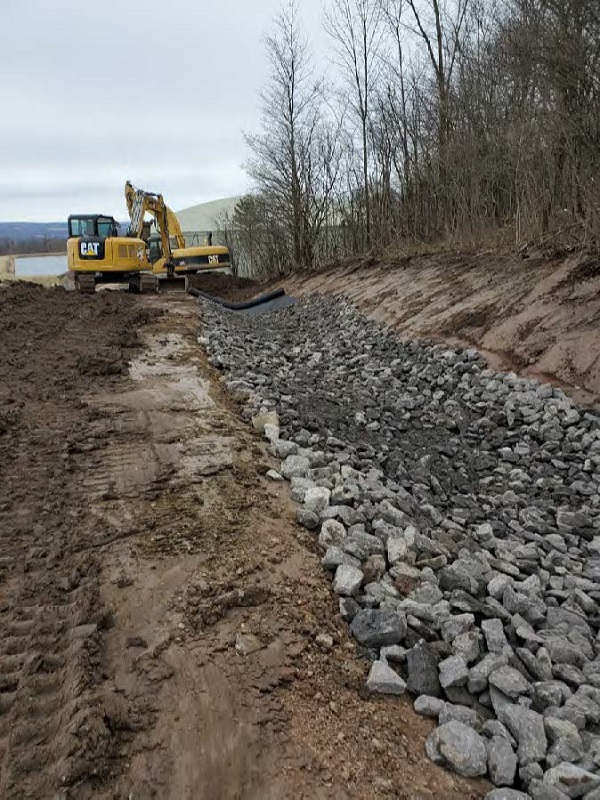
[199,294,600,800]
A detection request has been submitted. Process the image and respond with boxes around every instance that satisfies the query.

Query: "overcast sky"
[1,0,326,221]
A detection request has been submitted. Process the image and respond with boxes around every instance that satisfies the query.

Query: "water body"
[16,255,68,276]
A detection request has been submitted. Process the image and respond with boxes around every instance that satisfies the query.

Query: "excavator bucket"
[128,273,158,293]
[157,274,188,293]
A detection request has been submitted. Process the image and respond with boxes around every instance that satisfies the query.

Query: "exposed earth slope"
[282,250,600,407]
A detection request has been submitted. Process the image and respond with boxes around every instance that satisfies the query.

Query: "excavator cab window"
[97,217,119,239]
[68,215,119,239]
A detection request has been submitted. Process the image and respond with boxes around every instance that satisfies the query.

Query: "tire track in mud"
[0,284,161,798]
[0,555,104,797]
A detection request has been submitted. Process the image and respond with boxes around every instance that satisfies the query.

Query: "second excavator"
[124,181,231,284]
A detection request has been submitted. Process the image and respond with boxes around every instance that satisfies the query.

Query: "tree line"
[0,237,66,256]
[224,0,600,278]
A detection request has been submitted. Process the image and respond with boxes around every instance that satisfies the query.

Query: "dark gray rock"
[406,640,441,697]
[339,596,360,622]
[349,608,407,647]
[528,779,570,800]
[296,507,320,530]
[439,702,478,728]
[318,519,347,550]
[483,618,511,654]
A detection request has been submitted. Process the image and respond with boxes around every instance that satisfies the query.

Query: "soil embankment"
[281,251,600,408]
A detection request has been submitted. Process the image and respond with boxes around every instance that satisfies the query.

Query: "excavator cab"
[67,213,156,294]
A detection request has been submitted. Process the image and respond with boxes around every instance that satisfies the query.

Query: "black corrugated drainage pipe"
[187,286,286,310]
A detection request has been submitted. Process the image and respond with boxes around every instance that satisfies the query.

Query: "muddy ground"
[186,272,259,302]
[0,282,487,799]
[279,249,600,409]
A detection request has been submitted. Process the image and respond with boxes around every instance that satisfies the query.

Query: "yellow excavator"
[67,182,231,293]
[66,214,154,294]
[124,181,230,280]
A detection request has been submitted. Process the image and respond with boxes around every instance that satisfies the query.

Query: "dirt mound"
[186,271,259,302]
[283,250,600,407]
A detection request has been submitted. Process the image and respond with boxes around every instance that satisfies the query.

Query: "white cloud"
[1,0,326,221]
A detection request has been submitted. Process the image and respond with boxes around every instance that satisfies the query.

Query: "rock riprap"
[199,294,600,798]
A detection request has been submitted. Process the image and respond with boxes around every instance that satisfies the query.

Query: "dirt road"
[0,283,487,799]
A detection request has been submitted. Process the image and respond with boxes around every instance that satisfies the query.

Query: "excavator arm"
[124,181,186,270]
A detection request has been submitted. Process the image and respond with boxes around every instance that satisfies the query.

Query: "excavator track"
[128,273,158,294]
[75,274,96,294]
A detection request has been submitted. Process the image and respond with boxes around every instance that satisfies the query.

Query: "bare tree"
[405,0,470,175]
[237,0,600,275]
[325,0,385,247]
[245,0,323,268]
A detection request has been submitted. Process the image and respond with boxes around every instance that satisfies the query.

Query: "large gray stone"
[387,535,408,565]
[281,454,310,479]
[304,486,331,512]
[426,721,487,777]
[321,546,361,571]
[489,665,531,699]
[318,519,347,550]
[441,613,475,643]
[343,531,385,560]
[414,694,445,718]
[439,655,469,689]
[275,439,298,458]
[528,779,570,800]
[491,688,547,766]
[349,608,407,647]
[332,564,363,596]
[483,618,511,654]
[544,717,584,767]
[487,735,518,787]
[484,791,532,800]
[452,629,482,664]
[542,763,600,798]
[439,702,478,728]
[469,653,509,694]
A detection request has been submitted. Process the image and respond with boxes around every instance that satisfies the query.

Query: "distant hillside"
[176,197,240,231]
[0,196,240,244]
[0,221,68,240]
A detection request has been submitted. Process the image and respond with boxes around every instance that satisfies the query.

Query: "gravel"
[200,293,600,795]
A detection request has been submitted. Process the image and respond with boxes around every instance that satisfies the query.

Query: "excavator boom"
[125,181,177,267]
